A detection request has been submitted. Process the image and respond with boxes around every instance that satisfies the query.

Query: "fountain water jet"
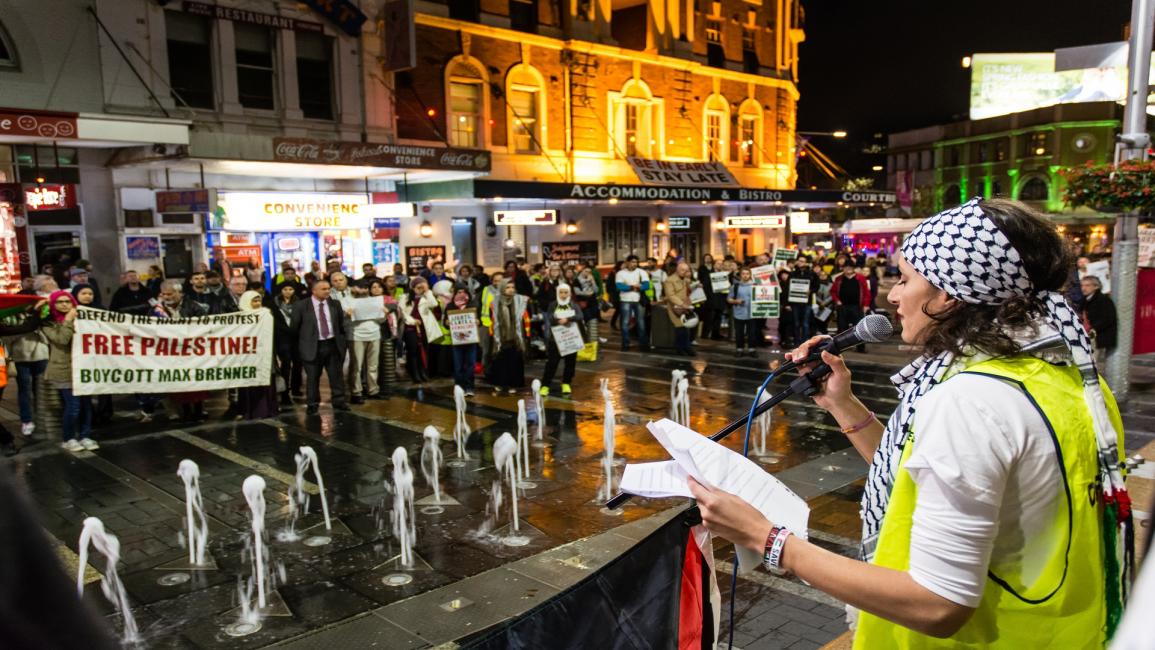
[390,448,416,568]
[515,400,533,487]
[492,433,529,546]
[448,385,471,467]
[598,378,619,512]
[77,517,139,644]
[177,460,208,566]
[285,446,332,546]
[419,426,444,514]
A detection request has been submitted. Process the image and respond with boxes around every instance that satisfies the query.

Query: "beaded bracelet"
[841,411,877,435]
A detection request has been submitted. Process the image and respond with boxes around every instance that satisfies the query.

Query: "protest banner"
[70,307,273,396]
[551,323,585,357]
[447,309,480,345]
[710,271,731,292]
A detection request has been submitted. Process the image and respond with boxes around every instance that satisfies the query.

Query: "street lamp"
[798,130,848,138]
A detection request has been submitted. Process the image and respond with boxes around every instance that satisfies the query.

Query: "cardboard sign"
[690,283,707,305]
[551,323,585,357]
[750,265,777,285]
[351,296,386,322]
[448,309,479,345]
[710,271,731,292]
[774,249,799,263]
[788,279,811,304]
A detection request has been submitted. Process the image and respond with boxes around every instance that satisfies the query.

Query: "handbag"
[577,340,598,362]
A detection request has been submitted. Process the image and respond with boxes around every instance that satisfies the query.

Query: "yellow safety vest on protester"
[480,286,496,329]
[854,356,1124,650]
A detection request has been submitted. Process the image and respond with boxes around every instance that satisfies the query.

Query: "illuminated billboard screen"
[968,52,1145,120]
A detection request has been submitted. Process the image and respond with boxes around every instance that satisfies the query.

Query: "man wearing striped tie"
[290,279,352,415]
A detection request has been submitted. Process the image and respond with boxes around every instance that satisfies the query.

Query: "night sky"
[796,0,1133,178]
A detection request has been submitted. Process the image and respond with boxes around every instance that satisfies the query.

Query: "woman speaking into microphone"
[690,198,1132,647]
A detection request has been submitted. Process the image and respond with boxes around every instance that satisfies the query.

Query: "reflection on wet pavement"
[2,338,910,648]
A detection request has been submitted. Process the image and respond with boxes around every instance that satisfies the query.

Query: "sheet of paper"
[351,297,385,321]
[620,418,811,573]
[620,461,692,498]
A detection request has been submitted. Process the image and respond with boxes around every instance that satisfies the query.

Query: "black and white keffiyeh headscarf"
[860,198,1129,562]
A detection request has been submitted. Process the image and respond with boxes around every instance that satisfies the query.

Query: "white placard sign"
[710,271,731,292]
[447,309,480,345]
[351,296,386,321]
[551,323,585,357]
[788,279,811,304]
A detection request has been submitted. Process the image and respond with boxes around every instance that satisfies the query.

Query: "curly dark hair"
[917,198,1075,358]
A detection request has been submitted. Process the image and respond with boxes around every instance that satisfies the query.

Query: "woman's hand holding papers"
[688,477,773,554]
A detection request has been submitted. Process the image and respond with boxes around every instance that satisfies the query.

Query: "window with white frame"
[702,94,729,162]
[739,116,757,166]
[705,112,722,162]
[508,89,539,153]
[612,80,659,159]
[506,65,544,154]
[449,80,482,148]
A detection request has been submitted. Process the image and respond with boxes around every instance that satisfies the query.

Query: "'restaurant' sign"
[0,108,77,138]
[183,1,323,32]
[627,157,739,188]
[472,180,897,205]
[273,138,492,172]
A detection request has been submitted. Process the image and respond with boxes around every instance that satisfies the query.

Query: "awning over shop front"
[838,217,925,234]
[0,107,190,147]
[402,179,898,208]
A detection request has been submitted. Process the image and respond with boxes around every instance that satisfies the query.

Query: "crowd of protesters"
[0,245,1117,458]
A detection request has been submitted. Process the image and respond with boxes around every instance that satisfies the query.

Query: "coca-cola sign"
[272,138,492,172]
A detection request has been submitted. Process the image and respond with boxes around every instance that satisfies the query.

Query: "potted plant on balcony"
[1060,159,1155,213]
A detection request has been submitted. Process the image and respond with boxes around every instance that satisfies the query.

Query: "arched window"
[736,98,762,167]
[1019,177,1049,201]
[702,94,730,162]
[506,64,545,154]
[0,20,18,69]
[610,79,661,159]
[942,184,961,207]
[445,56,489,148]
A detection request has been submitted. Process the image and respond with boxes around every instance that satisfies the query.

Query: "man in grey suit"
[290,279,352,414]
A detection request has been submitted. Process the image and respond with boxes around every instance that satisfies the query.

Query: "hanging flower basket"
[1060,159,1155,213]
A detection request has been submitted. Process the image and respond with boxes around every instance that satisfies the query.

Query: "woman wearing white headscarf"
[236,290,279,419]
[690,198,1130,648]
[538,283,586,397]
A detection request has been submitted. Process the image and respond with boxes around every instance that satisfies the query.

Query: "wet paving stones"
[7,337,1103,648]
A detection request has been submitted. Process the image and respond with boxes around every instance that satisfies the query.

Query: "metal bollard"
[586,319,599,361]
[380,341,398,393]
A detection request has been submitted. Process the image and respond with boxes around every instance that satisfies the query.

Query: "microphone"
[776,314,892,373]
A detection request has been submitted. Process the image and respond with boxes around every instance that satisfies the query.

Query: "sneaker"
[80,438,100,451]
[138,410,153,423]
[561,383,572,395]
[539,386,550,397]
[61,439,84,452]
[20,422,33,436]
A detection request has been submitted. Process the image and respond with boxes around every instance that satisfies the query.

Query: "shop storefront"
[409,180,896,268]
[209,191,411,281]
[836,217,925,259]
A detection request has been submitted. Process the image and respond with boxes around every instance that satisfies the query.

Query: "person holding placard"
[788,256,819,344]
[539,283,586,396]
[397,277,440,385]
[349,280,387,403]
[444,284,480,396]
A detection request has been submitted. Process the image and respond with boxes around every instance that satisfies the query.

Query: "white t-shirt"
[615,268,649,303]
[904,373,1066,608]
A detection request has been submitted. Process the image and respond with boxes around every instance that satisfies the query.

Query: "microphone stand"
[603,363,834,510]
